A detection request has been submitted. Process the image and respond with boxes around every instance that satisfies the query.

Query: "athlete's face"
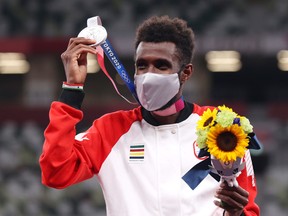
[134,42,181,75]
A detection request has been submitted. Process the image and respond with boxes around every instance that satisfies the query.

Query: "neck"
[152,97,185,116]
[150,112,179,125]
[151,98,185,124]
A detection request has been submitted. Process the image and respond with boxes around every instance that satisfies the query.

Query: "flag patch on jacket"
[129,144,144,161]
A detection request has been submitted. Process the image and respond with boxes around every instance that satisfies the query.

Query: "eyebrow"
[135,58,173,68]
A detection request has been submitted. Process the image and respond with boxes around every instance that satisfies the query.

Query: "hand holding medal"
[76,16,138,104]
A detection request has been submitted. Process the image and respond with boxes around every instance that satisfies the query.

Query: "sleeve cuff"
[58,89,85,109]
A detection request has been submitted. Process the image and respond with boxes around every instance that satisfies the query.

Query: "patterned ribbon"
[96,40,139,104]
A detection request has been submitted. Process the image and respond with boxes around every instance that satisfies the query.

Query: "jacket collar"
[141,101,194,126]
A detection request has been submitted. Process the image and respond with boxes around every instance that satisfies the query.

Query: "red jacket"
[40,101,260,216]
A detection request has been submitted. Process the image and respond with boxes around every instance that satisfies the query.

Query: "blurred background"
[0,0,287,215]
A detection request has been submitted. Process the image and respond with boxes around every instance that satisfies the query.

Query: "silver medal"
[78,25,107,46]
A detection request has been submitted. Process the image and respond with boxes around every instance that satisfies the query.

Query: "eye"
[135,61,147,70]
[158,65,169,70]
[137,64,146,70]
[155,60,171,71]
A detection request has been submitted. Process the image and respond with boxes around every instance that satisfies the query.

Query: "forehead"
[135,42,178,62]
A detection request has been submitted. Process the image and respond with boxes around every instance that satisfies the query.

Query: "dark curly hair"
[135,15,195,66]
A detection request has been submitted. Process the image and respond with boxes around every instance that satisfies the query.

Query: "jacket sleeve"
[238,151,260,216]
[39,101,95,189]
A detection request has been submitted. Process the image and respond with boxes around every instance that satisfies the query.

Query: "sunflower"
[206,124,249,162]
[196,108,218,130]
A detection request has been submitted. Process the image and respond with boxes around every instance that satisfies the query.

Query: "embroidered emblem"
[129,144,144,161]
[193,141,208,160]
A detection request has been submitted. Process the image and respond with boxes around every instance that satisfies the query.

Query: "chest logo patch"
[129,144,144,161]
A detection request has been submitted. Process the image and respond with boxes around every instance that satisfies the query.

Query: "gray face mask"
[134,72,180,111]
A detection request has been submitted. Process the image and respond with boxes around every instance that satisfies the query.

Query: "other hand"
[214,181,249,216]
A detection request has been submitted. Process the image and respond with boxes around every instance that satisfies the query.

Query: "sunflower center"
[216,131,237,152]
[204,117,213,127]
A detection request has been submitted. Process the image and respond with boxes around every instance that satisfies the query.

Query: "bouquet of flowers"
[196,105,255,187]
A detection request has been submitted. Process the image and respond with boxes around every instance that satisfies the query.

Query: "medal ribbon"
[95,40,139,104]
[86,16,138,104]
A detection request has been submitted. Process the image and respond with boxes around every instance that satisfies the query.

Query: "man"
[39,16,260,216]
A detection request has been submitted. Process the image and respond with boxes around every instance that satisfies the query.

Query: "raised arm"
[39,38,98,189]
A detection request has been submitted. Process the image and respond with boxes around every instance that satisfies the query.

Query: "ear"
[180,64,193,84]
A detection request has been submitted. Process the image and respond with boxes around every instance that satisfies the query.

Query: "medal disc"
[78,25,107,46]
